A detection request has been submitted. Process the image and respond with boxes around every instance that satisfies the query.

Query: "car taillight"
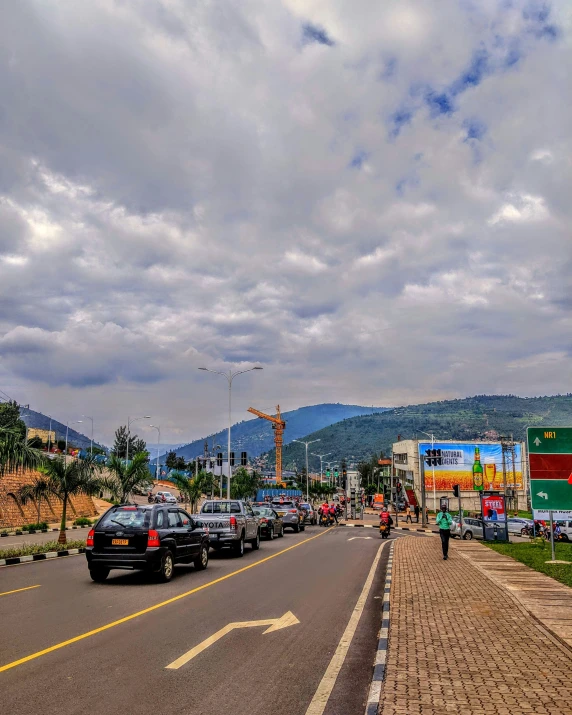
[230,516,237,530]
[147,530,160,547]
[259,517,268,523]
[289,509,298,513]
[86,529,94,546]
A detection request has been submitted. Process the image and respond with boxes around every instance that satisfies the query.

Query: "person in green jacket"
[436,504,453,560]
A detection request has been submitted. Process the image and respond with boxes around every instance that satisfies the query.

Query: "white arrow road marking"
[537,491,549,499]
[165,611,299,670]
[347,537,373,541]
[534,437,542,446]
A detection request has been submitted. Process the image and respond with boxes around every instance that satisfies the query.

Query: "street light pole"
[149,425,161,481]
[198,366,263,499]
[82,415,94,455]
[293,439,320,501]
[65,420,83,465]
[126,415,151,463]
[419,430,436,514]
[311,452,331,484]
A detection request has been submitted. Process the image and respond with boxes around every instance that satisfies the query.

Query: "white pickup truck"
[193,500,261,557]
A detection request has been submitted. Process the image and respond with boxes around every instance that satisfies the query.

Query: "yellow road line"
[0,528,333,674]
[0,585,41,598]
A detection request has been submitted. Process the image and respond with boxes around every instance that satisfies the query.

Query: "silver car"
[450,517,484,540]
[155,491,177,504]
[507,517,533,535]
[271,501,305,532]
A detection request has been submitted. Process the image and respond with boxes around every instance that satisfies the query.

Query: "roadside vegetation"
[484,540,572,588]
[0,539,87,560]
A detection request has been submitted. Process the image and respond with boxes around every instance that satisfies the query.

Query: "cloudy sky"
[0,0,570,446]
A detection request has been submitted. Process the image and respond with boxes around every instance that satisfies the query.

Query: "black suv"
[85,504,210,582]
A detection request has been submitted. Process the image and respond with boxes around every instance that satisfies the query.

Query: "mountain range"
[161,404,387,460]
[274,394,572,470]
[18,407,103,451]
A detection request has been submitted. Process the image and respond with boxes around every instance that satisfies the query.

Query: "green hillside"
[271,395,572,470]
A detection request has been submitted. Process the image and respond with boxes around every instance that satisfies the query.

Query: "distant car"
[450,517,484,540]
[299,502,317,525]
[507,517,533,535]
[155,491,177,504]
[85,504,210,582]
[253,507,284,540]
[271,501,305,532]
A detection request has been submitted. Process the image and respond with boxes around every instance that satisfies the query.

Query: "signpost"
[528,427,572,562]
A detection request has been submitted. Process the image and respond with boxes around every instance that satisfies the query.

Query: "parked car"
[193,500,260,556]
[85,504,210,582]
[155,491,177,504]
[271,500,305,532]
[507,517,534,535]
[299,502,317,525]
[450,517,484,540]
[252,507,284,540]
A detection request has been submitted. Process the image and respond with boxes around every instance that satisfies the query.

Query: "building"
[392,438,527,513]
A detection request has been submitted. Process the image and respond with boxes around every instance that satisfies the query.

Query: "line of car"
[450,516,538,540]
[85,499,317,583]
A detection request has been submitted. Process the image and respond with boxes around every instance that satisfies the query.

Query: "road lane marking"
[347,537,373,541]
[0,528,332,674]
[305,540,388,715]
[166,611,299,670]
[0,585,41,598]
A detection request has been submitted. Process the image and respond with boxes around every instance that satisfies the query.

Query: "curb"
[365,541,394,715]
[339,523,436,535]
[0,526,91,538]
[0,547,85,567]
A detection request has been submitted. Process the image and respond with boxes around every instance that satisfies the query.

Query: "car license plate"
[277,512,285,517]
[112,539,129,545]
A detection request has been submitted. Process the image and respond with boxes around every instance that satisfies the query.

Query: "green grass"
[484,540,572,588]
[0,540,86,560]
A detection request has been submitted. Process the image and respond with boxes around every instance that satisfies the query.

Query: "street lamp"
[82,415,94,455]
[198,366,263,499]
[126,416,151,463]
[293,439,320,501]
[419,430,437,513]
[149,425,161,481]
[65,420,83,464]
[311,452,331,484]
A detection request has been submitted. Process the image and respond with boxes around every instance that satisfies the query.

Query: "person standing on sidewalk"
[436,504,453,560]
[414,504,420,523]
[405,504,412,523]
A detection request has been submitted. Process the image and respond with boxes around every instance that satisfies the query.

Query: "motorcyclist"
[328,503,338,525]
[380,506,394,534]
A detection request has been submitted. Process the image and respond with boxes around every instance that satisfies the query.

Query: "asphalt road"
[0,525,422,715]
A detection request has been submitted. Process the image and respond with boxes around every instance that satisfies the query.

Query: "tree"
[102,453,151,503]
[0,400,26,439]
[170,470,215,512]
[0,427,44,478]
[111,426,146,460]
[17,475,52,525]
[175,456,187,471]
[230,467,262,500]
[165,451,178,470]
[37,456,102,544]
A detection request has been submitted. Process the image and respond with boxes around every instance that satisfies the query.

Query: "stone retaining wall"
[0,468,97,529]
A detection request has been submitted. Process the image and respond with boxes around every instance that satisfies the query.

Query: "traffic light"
[325,468,331,479]
[453,484,460,498]
[217,452,223,467]
[241,451,247,466]
[229,452,235,467]
[208,459,213,470]
[334,469,339,481]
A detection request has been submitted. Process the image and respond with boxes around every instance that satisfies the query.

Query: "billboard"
[418,442,523,492]
[482,493,506,522]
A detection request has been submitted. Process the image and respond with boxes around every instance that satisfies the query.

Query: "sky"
[0,0,571,447]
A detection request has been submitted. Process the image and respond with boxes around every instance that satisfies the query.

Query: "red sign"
[529,453,572,481]
[482,494,506,523]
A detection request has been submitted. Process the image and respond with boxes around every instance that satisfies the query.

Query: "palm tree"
[170,471,208,513]
[38,456,102,544]
[0,427,44,477]
[17,476,52,525]
[102,452,151,503]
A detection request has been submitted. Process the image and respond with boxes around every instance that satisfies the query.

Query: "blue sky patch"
[349,150,369,169]
[302,23,335,47]
[389,108,413,137]
[463,118,487,141]
[425,90,454,117]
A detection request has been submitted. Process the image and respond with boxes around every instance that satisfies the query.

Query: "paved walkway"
[378,537,572,714]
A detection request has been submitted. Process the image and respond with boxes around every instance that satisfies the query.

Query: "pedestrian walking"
[405,504,412,523]
[414,504,420,523]
[436,504,453,560]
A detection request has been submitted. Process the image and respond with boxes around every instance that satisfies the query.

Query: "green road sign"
[530,480,572,510]
[527,427,572,454]
[528,427,572,510]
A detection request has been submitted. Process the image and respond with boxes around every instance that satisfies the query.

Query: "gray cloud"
[0,0,570,445]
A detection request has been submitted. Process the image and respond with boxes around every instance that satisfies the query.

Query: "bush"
[22,522,49,531]
[0,540,86,560]
[73,517,92,526]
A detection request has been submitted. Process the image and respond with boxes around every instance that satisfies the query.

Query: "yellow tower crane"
[247,405,286,485]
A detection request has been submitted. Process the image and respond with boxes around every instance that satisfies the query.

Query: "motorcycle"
[379,522,390,539]
[147,493,154,503]
[319,512,330,527]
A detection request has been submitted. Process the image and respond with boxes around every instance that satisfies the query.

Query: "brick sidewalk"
[378,537,572,714]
